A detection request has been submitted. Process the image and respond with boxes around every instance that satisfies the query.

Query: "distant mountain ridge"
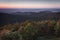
[0,8,60,13]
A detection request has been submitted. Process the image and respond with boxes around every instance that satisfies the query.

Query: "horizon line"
[0,8,60,9]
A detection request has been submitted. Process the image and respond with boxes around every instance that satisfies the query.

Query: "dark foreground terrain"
[0,11,60,40]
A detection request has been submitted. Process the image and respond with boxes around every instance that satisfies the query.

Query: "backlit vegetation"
[0,20,60,40]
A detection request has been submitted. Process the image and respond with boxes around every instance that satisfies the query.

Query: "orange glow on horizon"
[0,3,60,8]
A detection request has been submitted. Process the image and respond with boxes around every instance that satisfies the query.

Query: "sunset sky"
[0,0,60,8]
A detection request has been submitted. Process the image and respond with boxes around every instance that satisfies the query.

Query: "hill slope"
[0,11,60,25]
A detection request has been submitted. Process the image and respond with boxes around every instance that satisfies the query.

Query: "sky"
[0,0,60,8]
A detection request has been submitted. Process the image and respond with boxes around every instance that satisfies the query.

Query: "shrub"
[1,31,20,40]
